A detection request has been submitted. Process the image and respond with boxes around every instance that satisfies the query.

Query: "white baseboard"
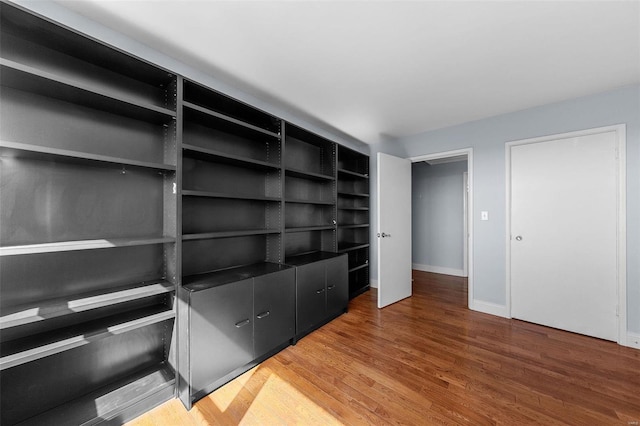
[412,263,466,277]
[470,300,510,318]
[370,279,378,289]
[625,332,640,349]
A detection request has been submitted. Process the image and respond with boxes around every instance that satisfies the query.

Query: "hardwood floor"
[128,271,640,425]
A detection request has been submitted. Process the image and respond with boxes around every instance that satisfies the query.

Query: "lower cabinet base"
[179,256,348,411]
[293,307,348,344]
[188,340,291,406]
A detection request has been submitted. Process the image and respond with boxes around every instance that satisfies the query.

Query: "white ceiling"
[54,0,640,145]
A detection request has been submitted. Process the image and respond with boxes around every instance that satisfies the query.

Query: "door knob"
[515,235,523,241]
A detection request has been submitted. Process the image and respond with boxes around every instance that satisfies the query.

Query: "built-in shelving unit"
[0,3,177,424]
[1,2,370,421]
[283,123,337,261]
[337,146,371,298]
[181,79,282,281]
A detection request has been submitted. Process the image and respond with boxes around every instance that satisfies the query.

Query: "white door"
[377,153,412,308]
[510,130,619,341]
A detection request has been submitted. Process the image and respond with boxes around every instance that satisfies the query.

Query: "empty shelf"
[1,59,175,123]
[0,140,176,172]
[0,305,175,371]
[182,229,280,241]
[338,168,369,179]
[285,225,335,233]
[284,251,344,267]
[0,237,175,257]
[1,280,173,330]
[338,191,370,197]
[183,262,292,291]
[285,198,334,205]
[182,190,280,202]
[183,101,279,138]
[338,242,370,253]
[284,167,335,181]
[339,224,370,229]
[349,263,369,273]
[182,143,280,171]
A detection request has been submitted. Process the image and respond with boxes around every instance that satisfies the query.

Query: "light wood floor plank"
[127,271,640,425]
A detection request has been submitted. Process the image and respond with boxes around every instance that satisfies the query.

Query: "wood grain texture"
[127,271,640,425]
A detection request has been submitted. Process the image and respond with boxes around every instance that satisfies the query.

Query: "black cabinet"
[287,252,348,340]
[254,272,296,355]
[296,260,327,332]
[179,264,295,407]
[189,278,254,395]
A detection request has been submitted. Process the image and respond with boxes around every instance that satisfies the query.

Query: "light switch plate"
[481,211,489,221]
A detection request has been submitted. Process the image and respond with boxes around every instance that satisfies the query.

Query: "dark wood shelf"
[349,263,369,273]
[285,225,335,233]
[17,363,175,426]
[0,237,175,257]
[338,242,371,253]
[182,229,280,241]
[183,143,280,171]
[183,101,280,139]
[182,190,280,202]
[0,305,175,371]
[338,191,370,198]
[338,168,369,179]
[338,206,370,211]
[339,224,370,229]
[183,262,292,291]
[0,140,176,172]
[0,280,173,330]
[284,251,344,267]
[0,59,175,124]
[285,167,335,181]
[285,198,334,205]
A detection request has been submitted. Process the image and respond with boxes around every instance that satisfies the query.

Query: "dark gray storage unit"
[0,3,177,424]
[178,264,295,408]
[283,123,337,258]
[286,252,349,340]
[337,146,371,298]
[1,2,364,421]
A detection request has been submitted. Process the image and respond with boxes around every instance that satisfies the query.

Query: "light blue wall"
[391,85,640,334]
[412,161,468,272]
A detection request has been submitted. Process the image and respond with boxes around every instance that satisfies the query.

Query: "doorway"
[409,149,474,309]
[412,157,468,277]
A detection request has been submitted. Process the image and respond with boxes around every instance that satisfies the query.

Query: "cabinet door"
[254,268,295,356]
[190,279,253,395]
[296,262,327,333]
[326,255,349,319]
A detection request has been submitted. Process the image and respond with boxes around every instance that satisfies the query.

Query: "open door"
[377,153,412,308]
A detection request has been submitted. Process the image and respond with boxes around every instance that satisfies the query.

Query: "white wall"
[412,161,468,276]
[373,84,640,335]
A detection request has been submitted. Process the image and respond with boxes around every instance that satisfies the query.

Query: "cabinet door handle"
[316,288,325,294]
[256,311,270,319]
[327,284,336,290]
[235,319,250,328]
